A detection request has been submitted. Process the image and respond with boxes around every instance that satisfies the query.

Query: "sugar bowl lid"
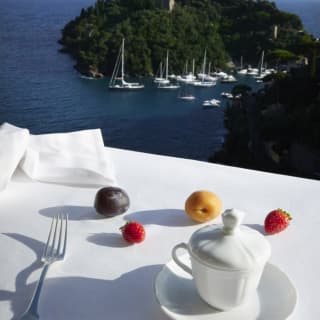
[188,209,271,271]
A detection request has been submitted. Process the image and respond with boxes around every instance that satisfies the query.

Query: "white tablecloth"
[0,147,319,319]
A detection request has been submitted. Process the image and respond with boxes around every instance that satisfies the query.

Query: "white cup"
[171,209,271,310]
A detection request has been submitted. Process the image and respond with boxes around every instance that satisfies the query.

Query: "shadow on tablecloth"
[0,233,167,320]
[125,209,197,227]
[39,205,105,221]
[39,206,198,227]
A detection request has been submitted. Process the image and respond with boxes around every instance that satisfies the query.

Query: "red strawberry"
[120,221,145,243]
[264,209,292,234]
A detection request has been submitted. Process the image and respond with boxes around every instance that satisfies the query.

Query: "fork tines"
[42,214,68,262]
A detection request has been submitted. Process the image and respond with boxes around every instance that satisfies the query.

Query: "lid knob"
[222,209,245,235]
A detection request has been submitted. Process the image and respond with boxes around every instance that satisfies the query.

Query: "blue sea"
[276,0,320,38]
[0,0,319,161]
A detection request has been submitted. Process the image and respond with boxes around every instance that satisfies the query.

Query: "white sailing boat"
[198,61,218,81]
[254,50,274,80]
[212,70,228,78]
[193,49,216,87]
[158,51,180,89]
[176,60,197,83]
[237,56,248,75]
[254,50,266,80]
[109,38,144,90]
[220,74,237,83]
[247,53,260,76]
[246,66,259,76]
[154,61,169,84]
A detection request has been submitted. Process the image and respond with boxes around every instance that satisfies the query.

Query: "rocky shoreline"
[75,64,104,79]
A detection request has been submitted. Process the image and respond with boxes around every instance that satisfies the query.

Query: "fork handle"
[19,263,50,320]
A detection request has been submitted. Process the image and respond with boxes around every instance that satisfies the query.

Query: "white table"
[0,147,319,319]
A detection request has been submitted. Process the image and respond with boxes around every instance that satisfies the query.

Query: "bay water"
[0,0,319,161]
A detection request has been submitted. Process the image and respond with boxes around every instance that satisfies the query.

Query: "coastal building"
[156,0,175,11]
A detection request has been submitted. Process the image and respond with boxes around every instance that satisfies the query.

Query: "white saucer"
[154,254,297,320]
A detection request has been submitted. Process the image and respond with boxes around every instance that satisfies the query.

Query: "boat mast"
[109,39,122,87]
[160,62,163,79]
[192,59,195,77]
[260,50,265,75]
[121,38,125,82]
[166,50,169,80]
[202,49,207,81]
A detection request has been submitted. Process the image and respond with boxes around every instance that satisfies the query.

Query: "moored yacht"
[221,92,233,99]
[109,38,144,90]
[192,50,216,87]
[177,59,197,83]
[154,61,169,84]
[158,50,180,89]
[220,74,237,83]
[202,98,221,108]
[237,56,248,75]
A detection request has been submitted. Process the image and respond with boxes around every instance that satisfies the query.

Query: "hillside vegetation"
[59,0,309,76]
[211,43,320,179]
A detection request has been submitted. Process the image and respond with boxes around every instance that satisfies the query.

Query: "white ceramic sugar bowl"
[172,208,271,310]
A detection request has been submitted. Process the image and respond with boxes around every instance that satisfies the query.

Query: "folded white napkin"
[0,123,116,190]
[0,123,30,191]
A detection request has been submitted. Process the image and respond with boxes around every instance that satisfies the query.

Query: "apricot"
[185,190,222,223]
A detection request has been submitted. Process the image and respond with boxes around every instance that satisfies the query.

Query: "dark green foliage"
[213,0,307,66]
[213,54,320,178]
[259,71,320,147]
[60,0,227,75]
[263,72,288,82]
[267,49,297,65]
[59,0,309,76]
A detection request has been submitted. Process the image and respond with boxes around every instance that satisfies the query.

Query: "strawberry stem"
[279,208,292,221]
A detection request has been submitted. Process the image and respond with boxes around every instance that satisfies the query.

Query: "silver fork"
[19,214,68,320]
